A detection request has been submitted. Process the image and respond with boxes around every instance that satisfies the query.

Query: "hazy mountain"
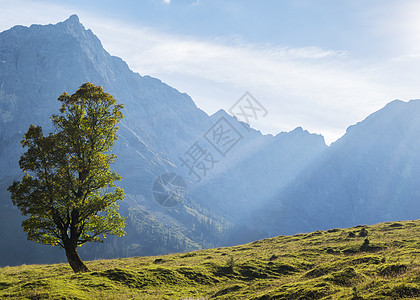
[0,15,219,266]
[257,99,420,235]
[4,15,415,268]
[191,109,327,221]
[0,16,326,266]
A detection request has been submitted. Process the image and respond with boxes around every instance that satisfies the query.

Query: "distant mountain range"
[0,15,418,266]
[255,99,420,235]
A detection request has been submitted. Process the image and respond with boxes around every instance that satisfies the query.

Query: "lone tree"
[8,83,126,273]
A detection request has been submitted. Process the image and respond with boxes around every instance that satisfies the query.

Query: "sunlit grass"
[0,220,419,299]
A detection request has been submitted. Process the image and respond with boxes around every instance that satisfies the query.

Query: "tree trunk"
[65,246,89,273]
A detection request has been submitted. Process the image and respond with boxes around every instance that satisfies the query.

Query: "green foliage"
[0,219,419,299]
[7,83,126,270]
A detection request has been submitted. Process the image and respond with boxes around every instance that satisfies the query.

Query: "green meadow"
[1,220,419,299]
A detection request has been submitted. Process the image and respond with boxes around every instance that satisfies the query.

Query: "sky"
[1,0,420,144]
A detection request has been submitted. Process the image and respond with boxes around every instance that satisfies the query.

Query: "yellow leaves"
[23,172,32,180]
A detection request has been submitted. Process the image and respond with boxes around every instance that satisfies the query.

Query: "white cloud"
[89,20,415,144]
[2,0,420,144]
[163,0,170,3]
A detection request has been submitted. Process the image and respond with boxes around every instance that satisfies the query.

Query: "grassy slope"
[0,220,419,299]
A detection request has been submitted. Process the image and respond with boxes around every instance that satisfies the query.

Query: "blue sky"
[1,0,420,143]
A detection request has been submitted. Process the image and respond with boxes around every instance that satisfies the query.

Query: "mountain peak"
[342,99,420,138]
[49,15,105,58]
[56,14,86,34]
[67,14,80,23]
[211,109,230,119]
[291,126,304,133]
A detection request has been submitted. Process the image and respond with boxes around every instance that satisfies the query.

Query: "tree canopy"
[8,83,126,272]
